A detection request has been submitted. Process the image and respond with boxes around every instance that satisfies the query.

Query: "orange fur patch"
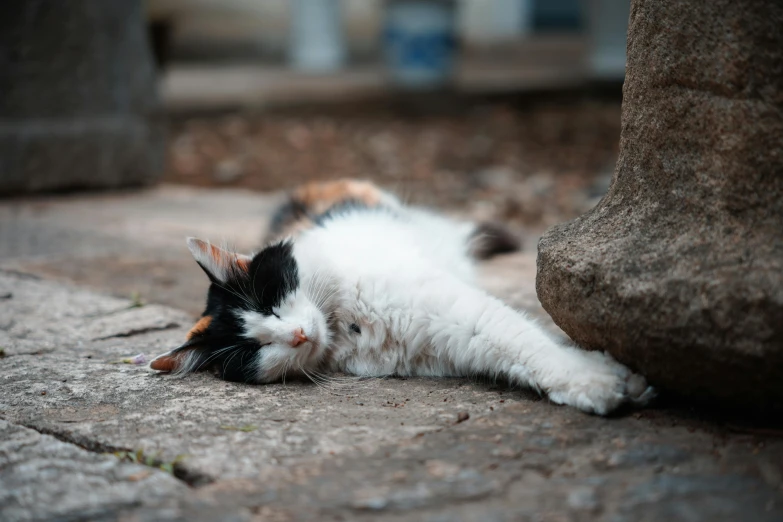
[265,179,389,243]
[187,316,212,340]
[208,244,224,264]
[235,256,250,272]
[293,179,384,215]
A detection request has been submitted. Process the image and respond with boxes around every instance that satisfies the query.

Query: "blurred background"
[153,0,629,233]
[1,0,630,314]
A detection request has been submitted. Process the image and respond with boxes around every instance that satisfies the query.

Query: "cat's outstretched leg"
[414,278,655,415]
[517,341,657,415]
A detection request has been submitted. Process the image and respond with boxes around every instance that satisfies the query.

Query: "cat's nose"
[290,327,308,347]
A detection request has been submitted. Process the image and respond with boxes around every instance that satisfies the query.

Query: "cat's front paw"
[545,350,656,416]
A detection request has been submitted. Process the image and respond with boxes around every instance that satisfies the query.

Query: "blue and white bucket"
[383,0,457,89]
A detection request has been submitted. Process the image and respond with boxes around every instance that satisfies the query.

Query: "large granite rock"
[536,0,783,412]
[0,1,164,194]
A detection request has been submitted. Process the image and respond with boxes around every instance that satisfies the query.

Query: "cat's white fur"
[226,194,655,416]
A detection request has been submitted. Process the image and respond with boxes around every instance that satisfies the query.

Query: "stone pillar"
[536,0,783,412]
[0,1,165,194]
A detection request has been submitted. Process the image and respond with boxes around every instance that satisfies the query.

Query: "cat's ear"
[149,338,200,373]
[186,237,251,283]
[149,316,213,373]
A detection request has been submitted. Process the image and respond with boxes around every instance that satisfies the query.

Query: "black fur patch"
[245,241,299,315]
[313,199,397,227]
[266,197,309,241]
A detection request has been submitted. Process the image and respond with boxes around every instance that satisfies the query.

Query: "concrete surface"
[1,186,782,521]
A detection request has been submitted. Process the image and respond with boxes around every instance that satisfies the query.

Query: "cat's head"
[150,238,329,383]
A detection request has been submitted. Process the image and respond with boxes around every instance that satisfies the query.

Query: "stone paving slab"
[1,187,782,521]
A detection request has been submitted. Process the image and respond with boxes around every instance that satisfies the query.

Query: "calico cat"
[151,179,655,415]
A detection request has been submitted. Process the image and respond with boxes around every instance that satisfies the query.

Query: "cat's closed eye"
[349,323,361,334]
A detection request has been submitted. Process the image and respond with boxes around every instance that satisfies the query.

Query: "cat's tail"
[467,221,522,260]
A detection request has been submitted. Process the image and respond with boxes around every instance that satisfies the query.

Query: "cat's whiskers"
[316,288,338,312]
[281,358,294,385]
[307,269,337,312]
[190,343,243,373]
[222,346,244,377]
[305,272,321,309]
[299,365,347,391]
[298,365,334,393]
[250,260,262,307]
[307,368,381,392]
[314,270,337,311]
[308,269,328,310]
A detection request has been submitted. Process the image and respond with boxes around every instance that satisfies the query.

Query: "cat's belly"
[324,285,459,379]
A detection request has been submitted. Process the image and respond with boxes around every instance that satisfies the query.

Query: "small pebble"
[457,411,470,423]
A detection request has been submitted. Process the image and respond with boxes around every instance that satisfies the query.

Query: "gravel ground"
[164,94,621,236]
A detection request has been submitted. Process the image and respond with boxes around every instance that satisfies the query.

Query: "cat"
[150,179,655,415]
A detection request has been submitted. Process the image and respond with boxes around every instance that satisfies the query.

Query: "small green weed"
[112,449,187,475]
[129,291,145,308]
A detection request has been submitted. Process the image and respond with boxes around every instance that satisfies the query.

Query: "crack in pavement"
[82,303,147,319]
[12,418,215,488]
[0,268,42,281]
[91,322,181,341]
[13,418,131,454]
